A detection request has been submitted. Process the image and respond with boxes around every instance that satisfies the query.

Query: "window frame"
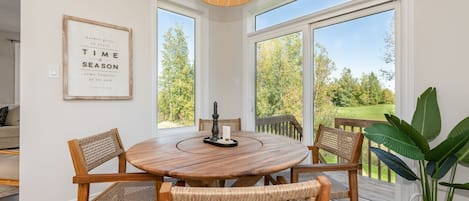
[244,0,417,200]
[254,0,351,31]
[245,0,399,144]
[244,22,309,138]
[253,30,309,139]
[310,3,398,130]
[246,0,393,34]
[155,1,208,135]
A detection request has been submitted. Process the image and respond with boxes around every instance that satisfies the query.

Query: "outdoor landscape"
[157,8,396,182]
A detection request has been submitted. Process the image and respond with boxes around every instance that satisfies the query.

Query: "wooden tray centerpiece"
[203,101,238,147]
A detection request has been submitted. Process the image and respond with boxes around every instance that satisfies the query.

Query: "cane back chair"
[199,118,241,132]
[68,128,163,201]
[290,124,364,201]
[160,176,331,201]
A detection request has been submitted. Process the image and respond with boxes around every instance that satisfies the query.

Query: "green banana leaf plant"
[364,87,469,201]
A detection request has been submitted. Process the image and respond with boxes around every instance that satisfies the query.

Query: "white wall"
[414,0,469,200]
[207,8,244,120]
[18,0,469,200]
[0,31,19,104]
[206,0,469,200]
[20,0,155,200]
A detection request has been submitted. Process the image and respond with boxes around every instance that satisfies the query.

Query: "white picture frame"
[63,15,132,100]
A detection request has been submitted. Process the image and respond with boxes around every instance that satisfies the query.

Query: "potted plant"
[364,87,469,201]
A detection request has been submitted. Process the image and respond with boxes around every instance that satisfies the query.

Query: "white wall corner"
[395,0,417,201]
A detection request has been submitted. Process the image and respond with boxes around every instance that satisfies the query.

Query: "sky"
[157,8,195,75]
[158,0,395,90]
[256,0,395,90]
[256,0,348,30]
[314,10,395,89]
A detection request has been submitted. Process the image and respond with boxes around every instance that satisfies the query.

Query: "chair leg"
[219,179,226,187]
[291,168,299,183]
[264,175,276,185]
[348,170,359,201]
[156,179,163,201]
[77,184,89,201]
[264,176,270,185]
[159,182,172,201]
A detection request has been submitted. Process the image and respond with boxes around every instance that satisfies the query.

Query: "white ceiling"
[0,0,261,33]
[0,0,20,33]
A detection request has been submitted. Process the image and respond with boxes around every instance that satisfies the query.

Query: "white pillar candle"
[223,126,231,141]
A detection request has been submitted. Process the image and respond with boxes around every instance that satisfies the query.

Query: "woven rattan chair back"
[199,118,241,132]
[68,128,162,201]
[314,125,362,163]
[160,176,331,201]
[69,128,124,173]
[71,129,124,171]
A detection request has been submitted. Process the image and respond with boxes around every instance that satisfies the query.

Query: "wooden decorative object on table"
[203,101,238,147]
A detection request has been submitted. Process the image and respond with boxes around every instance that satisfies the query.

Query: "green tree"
[256,33,303,121]
[332,68,359,107]
[359,72,382,105]
[381,88,394,104]
[313,44,337,129]
[158,25,194,125]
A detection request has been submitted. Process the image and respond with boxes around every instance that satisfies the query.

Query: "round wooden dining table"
[126,131,308,187]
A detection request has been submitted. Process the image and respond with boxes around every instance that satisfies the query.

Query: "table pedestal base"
[185,176,263,187]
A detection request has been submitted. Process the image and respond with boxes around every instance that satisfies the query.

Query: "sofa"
[0,104,19,149]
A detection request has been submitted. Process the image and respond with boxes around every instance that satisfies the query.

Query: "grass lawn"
[336,104,395,121]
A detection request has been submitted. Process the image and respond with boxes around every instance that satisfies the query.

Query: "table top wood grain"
[126,131,308,181]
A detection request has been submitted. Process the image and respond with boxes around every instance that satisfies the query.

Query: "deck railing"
[334,118,394,183]
[255,115,303,141]
[255,115,395,183]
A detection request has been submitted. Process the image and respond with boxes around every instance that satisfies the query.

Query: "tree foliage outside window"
[158,25,195,128]
[256,33,303,123]
[313,44,338,129]
[255,32,396,129]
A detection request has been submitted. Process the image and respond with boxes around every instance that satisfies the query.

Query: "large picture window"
[255,32,304,136]
[157,8,196,129]
[313,10,395,130]
[312,10,396,182]
[248,0,398,190]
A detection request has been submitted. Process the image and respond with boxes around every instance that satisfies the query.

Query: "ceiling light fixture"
[203,0,249,7]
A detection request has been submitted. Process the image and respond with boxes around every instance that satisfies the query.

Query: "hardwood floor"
[0,171,394,201]
[226,170,395,201]
[0,193,18,201]
[326,171,395,201]
[0,186,17,200]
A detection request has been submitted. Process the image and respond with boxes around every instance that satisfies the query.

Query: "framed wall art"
[63,15,132,100]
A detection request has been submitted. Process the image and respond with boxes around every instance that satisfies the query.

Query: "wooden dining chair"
[68,128,163,201]
[199,118,241,132]
[268,125,364,201]
[160,176,331,201]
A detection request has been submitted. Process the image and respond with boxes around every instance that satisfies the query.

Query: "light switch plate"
[48,64,60,78]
